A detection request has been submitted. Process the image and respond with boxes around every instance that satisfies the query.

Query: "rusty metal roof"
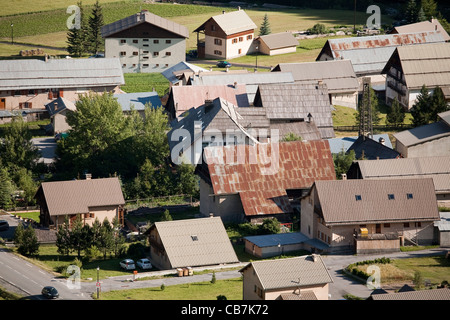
[317,31,445,75]
[391,18,450,42]
[204,140,335,217]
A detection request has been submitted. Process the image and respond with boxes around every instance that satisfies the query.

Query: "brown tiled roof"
[38,177,125,216]
[150,217,239,268]
[204,140,335,216]
[369,288,450,300]
[240,255,333,290]
[313,178,439,225]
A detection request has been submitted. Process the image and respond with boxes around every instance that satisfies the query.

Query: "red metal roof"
[204,140,335,216]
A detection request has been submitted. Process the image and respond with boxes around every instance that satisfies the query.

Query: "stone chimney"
[85,173,92,180]
[341,173,347,180]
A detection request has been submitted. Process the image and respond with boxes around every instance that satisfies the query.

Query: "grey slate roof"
[151,217,239,268]
[272,60,359,93]
[101,10,189,38]
[393,120,450,148]
[253,83,335,138]
[37,177,125,216]
[0,58,124,90]
[113,92,162,111]
[45,97,76,117]
[313,178,439,225]
[327,133,392,153]
[346,135,400,160]
[349,155,450,194]
[240,255,333,290]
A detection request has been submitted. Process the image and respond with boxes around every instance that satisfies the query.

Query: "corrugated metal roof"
[194,9,256,35]
[369,288,450,300]
[391,19,450,42]
[152,217,239,268]
[353,155,450,193]
[161,62,208,85]
[204,140,335,216]
[101,10,189,38]
[272,60,359,93]
[384,42,450,90]
[240,255,333,290]
[435,212,450,231]
[254,83,335,139]
[319,31,445,75]
[0,58,124,90]
[244,232,309,248]
[38,177,125,216]
[314,178,439,225]
[189,72,295,104]
[113,92,162,111]
[439,110,450,126]
[257,32,298,50]
[393,120,450,147]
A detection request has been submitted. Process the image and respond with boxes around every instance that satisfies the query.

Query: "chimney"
[222,10,226,14]
[238,6,241,10]
[312,254,319,262]
[378,137,385,145]
[209,213,214,218]
[85,173,92,180]
[44,54,48,62]
[233,81,238,88]
[341,173,347,180]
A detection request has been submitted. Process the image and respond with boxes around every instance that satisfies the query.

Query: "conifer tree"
[88,0,104,54]
[67,1,88,57]
[259,14,271,36]
[386,97,406,127]
[405,0,418,24]
[411,85,432,127]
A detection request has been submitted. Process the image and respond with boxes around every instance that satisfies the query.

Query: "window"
[132,51,138,56]
[191,235,198,241]
[122,64,126,67]
[232,38,238,44]
[120,39,126,44]
[143,44,149,47]
[214,50,222,55]
[247,35,253,40]
[404,222,410,228]
[415,222,422,228]
[211,24,216,31]
[238,49,242,54]
[120,51,126,56]
[142,56,149,60]
[154,52,159,56]
[165,52,171,56]
[239,37,243,42]
[165,64,169,67]
[214,38,222,45]
[407,193,413,199]
[132,39,138,43]
[388,194,395,200]
[143,64,149,67]
[153,39,159,44]
[355,195,362,201]
[384,223,390,228]
[143,39,149,41]
[155,64,159,67]
[166,39,171,44]
[143,51,149,54]
[13,90,21,96]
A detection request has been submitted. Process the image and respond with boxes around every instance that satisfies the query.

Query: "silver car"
[119,259,135,270]
[136,258,152,270]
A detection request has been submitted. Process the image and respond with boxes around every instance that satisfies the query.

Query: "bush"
[308,23,328,34]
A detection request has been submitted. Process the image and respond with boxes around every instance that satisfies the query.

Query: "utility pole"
[10,23,14,45]
[354,0,357,34]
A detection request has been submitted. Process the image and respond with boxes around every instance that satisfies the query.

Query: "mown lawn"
[98,278,243,300]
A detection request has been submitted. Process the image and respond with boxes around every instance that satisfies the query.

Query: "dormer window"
[407,193,413,199]
[355,195,362,201]
[388,194,395,200]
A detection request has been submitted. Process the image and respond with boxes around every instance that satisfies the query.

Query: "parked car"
[0,220,9,232]
[217,61,231,68]
[41,286,59,299]
[136,258,152,270]
[120,259,136,270]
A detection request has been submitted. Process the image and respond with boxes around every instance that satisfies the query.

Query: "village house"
[315,31,445,92]
[113,91,162,117]
[327,133,392,154]
[300,178,440,254]
[253,82,335,139]
[44,97,76,135]
[161,61,209,88]
[101,10,189,73]
[240,255,333,300]
[0,57,124,111]
[168,97,321,165]
[345,135,401,160]
[194,8,257,60]
[346,155,450,209]
[254,32,298,56]
[388,18,450,42]
[271,60,360,109]
[145,217,239,270]
[187,71,295,105]
[196,140,336,224]
[381,42,450,109]
[393,110,450,158]
[35,176,125,229]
